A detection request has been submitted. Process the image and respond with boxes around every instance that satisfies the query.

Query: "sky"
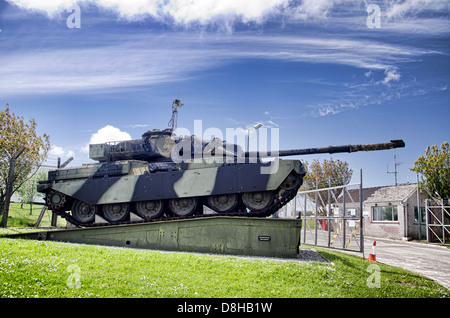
[0,0,449,187]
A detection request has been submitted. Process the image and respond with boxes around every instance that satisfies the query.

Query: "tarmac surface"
[302,227,450,290]
[362,237,450,290]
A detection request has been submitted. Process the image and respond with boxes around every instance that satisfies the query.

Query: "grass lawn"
[1,202,66,228]
[0,231,448,298]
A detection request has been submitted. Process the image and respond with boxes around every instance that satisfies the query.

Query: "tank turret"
[88,99,404,164]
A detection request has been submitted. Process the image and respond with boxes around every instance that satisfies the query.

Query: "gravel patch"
[297,248,331,263]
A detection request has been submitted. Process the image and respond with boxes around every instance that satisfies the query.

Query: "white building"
[363,184,429,240]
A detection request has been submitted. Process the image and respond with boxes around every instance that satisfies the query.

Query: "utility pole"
[1,148,25,228]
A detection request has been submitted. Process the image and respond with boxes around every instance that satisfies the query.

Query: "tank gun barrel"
[243,139,405,158]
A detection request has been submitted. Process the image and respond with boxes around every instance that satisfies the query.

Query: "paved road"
[363,238,450,290]
[303,227,450,289]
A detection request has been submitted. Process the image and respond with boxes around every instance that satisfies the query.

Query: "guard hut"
[363,184,430,240]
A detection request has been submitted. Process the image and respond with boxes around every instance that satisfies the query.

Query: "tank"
[37,101,405,226]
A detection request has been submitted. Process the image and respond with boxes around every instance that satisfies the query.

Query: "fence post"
[442,199,446,244]
[328,176,331,247]
[417,173,422,239]
[360,169,364,255]
[34,205,47,228]
[315,178,318,246]
[425,199,430,242]
[303,183,307,243]
[342,176,346,249]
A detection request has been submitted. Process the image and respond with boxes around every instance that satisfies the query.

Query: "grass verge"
[0,233,448,298]
[0,202,66,227]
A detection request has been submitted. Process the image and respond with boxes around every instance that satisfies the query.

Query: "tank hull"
[37,158,305,224]
[38,158,302,205]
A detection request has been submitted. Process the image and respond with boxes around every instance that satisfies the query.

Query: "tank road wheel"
[71,200,97,224]
[102,203,130,223]
[135,200,164,220]
[207,194,238,213]
[280,172,302,190]
[242,191,274,212]
[46,190,66,210]
[168,197,198,217]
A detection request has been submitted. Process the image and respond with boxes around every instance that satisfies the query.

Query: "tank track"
[50,183,301,228]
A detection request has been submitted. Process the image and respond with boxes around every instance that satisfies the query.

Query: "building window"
[372,206,398,222]
[414,206,426,224]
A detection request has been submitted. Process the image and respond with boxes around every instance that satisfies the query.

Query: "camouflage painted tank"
[37,102,405,226]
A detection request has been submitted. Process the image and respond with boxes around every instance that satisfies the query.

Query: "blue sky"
[0,0,449,187]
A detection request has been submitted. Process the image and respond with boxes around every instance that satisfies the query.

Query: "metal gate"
[277,174,364,253]
[425,198,450,245]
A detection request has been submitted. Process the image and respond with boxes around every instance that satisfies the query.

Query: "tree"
[0,106,50,227]
[411,142,450,200]
[301,158,353,216]
[16,170,47,214]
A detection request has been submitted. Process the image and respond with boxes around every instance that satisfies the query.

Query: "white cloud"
[89,125,132,144]
[128,124,150,129]
[6,0,290,25]
[384,0,450,19]
[162,0,287,24]
[2,2,443,98]
[312,102,354,117]
[380,67,401,86]
[0,37,224,94]
[95,0,160,18]
[229,34,434,71]
[364,70,373,78]
[6,0,158,17]
[81,125,132,153]
[265,120,279,127]
[1,31,431,95]
[288,0,341,20]
[49,145,75,157]
[6,0,450,36]
[7,0,80,16]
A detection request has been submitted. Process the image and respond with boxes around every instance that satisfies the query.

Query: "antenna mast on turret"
[168,99,184,131]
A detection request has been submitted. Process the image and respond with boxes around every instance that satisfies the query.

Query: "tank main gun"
[90,133,405,163]
[243,139,405,159]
